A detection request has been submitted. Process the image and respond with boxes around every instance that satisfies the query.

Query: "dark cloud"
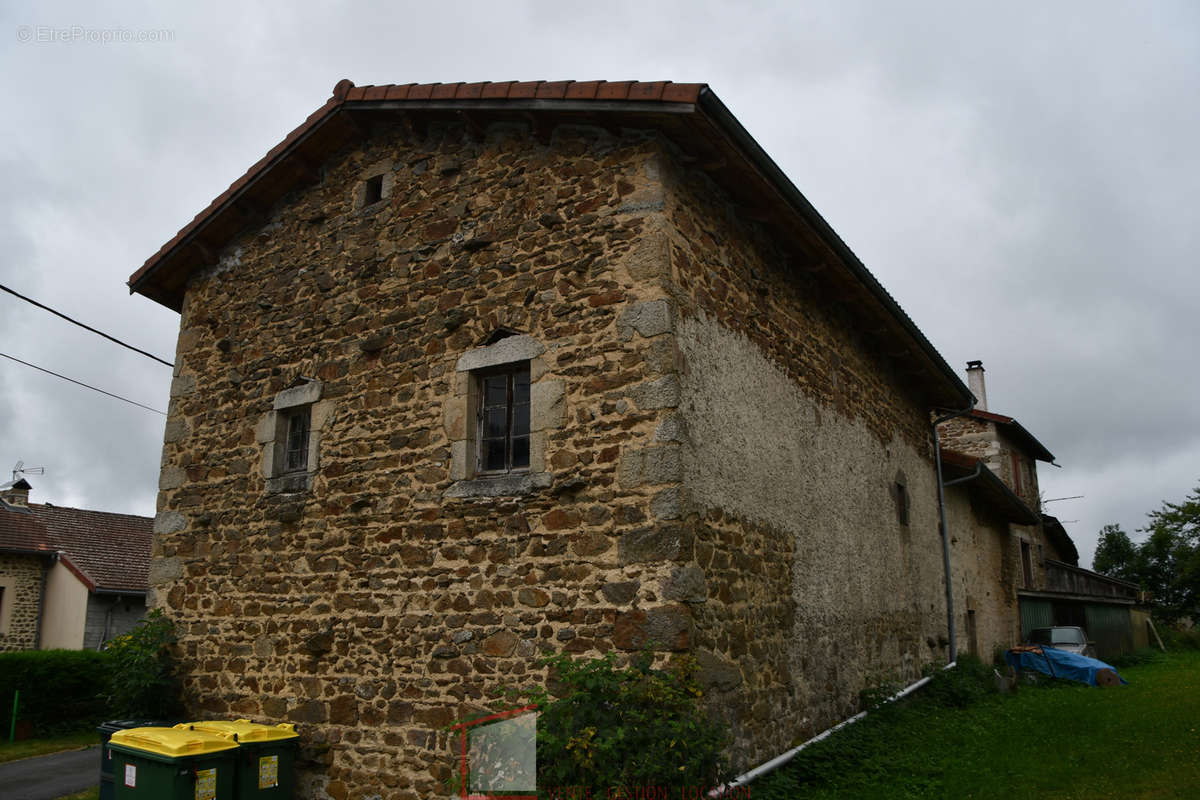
[2,1,1196,562]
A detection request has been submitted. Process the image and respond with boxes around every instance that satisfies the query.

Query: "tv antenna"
[11,460,45,483]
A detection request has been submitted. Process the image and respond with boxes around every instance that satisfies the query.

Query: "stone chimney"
[0,478,31,506]
[966,360,987,411]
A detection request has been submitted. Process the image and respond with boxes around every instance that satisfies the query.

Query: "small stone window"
[256,380,334,494]
[282,408,311,473]
[363,174,384,206]
[445,334,564,498]
[477,366,531,474]
[354,162,393,210]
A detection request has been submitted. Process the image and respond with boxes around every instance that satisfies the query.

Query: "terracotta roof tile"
[383,84,412,101]
[408,83,435,100]
[32,505,152,592]
[362,85,389,101]
[596,81,635,100]
[662,83,702,103]
[628,81,667,101]
[431,83,460,100]
[508,81,541,99]
[0,503,152,592]
[480,81,515,99]
[565,81,601,100]
[535,81,571,99]
[457,82,487,100]
[0,505,55,554]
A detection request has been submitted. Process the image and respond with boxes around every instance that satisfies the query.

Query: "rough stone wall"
[660,157,952,765]
[937,416,1043,513]
[151,122,711,798]
[937,415,997,465]
[944,490,1020,660]
[0,554,44,651]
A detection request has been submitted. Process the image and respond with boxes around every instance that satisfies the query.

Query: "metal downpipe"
[933,401,975,664]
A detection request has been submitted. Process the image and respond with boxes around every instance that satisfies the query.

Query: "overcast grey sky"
[2,1,1197,567]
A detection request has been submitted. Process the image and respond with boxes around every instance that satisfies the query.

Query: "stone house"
[131,79,1067,797]
[936,361,1141,660]
[0,480,152,651]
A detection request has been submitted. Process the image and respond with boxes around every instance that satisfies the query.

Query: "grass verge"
[752,650,1200,799]
[0,729,97,764]
[54,790,98,800]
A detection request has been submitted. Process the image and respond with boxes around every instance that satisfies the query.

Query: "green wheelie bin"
[96,719,183,800]
[178,720,299,798]
[108,726,239,800]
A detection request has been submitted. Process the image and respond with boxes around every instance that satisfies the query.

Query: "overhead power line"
[0,352,166,415]
[0,282,174,368]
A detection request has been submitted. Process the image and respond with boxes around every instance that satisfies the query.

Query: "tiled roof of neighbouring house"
[126,78,974,409]
[0,502,152,593]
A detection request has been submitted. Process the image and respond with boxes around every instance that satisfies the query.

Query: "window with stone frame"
[282,407,311,474]
[257,380,331,494]
[476,365,531,475]
[446,333,564,498]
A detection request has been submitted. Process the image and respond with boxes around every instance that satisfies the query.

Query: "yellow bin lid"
[109,726,239,757]
[176,719,299,743]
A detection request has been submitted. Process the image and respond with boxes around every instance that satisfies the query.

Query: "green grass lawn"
[753,650,1200,799]
[0,729,97,764]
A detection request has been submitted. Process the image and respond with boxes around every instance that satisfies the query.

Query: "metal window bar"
[284,410,310,472]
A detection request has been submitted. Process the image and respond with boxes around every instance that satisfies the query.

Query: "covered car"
[1026,626,1097,659]
[1005,645,1127,687]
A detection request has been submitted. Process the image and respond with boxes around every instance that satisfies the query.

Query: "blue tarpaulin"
[1005,646,1128,687]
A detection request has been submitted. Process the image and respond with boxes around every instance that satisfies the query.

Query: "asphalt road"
[0,745,99,800]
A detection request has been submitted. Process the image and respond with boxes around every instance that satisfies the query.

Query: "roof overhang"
[129,79,972,409]
[968,409,1056,463]
[941,448,1041,525]
[1041,514,1079,567]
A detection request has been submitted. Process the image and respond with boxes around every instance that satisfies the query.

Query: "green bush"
[0,649,109,735]
[920,656,994,708]
[104,609,184,719]
[1109,647,1166,668]
[530,650,728,794]
[0,609,183,736]
[1159,625,1200,651]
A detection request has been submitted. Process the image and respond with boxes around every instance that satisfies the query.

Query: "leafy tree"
[1141,485,1200,622]
[1095,484,1200,623]
[1093,524,1140,582]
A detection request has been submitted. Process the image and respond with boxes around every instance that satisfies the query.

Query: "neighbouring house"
[0,479,152,651]
[129,79,1086,797]
[937,361,1144,660]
